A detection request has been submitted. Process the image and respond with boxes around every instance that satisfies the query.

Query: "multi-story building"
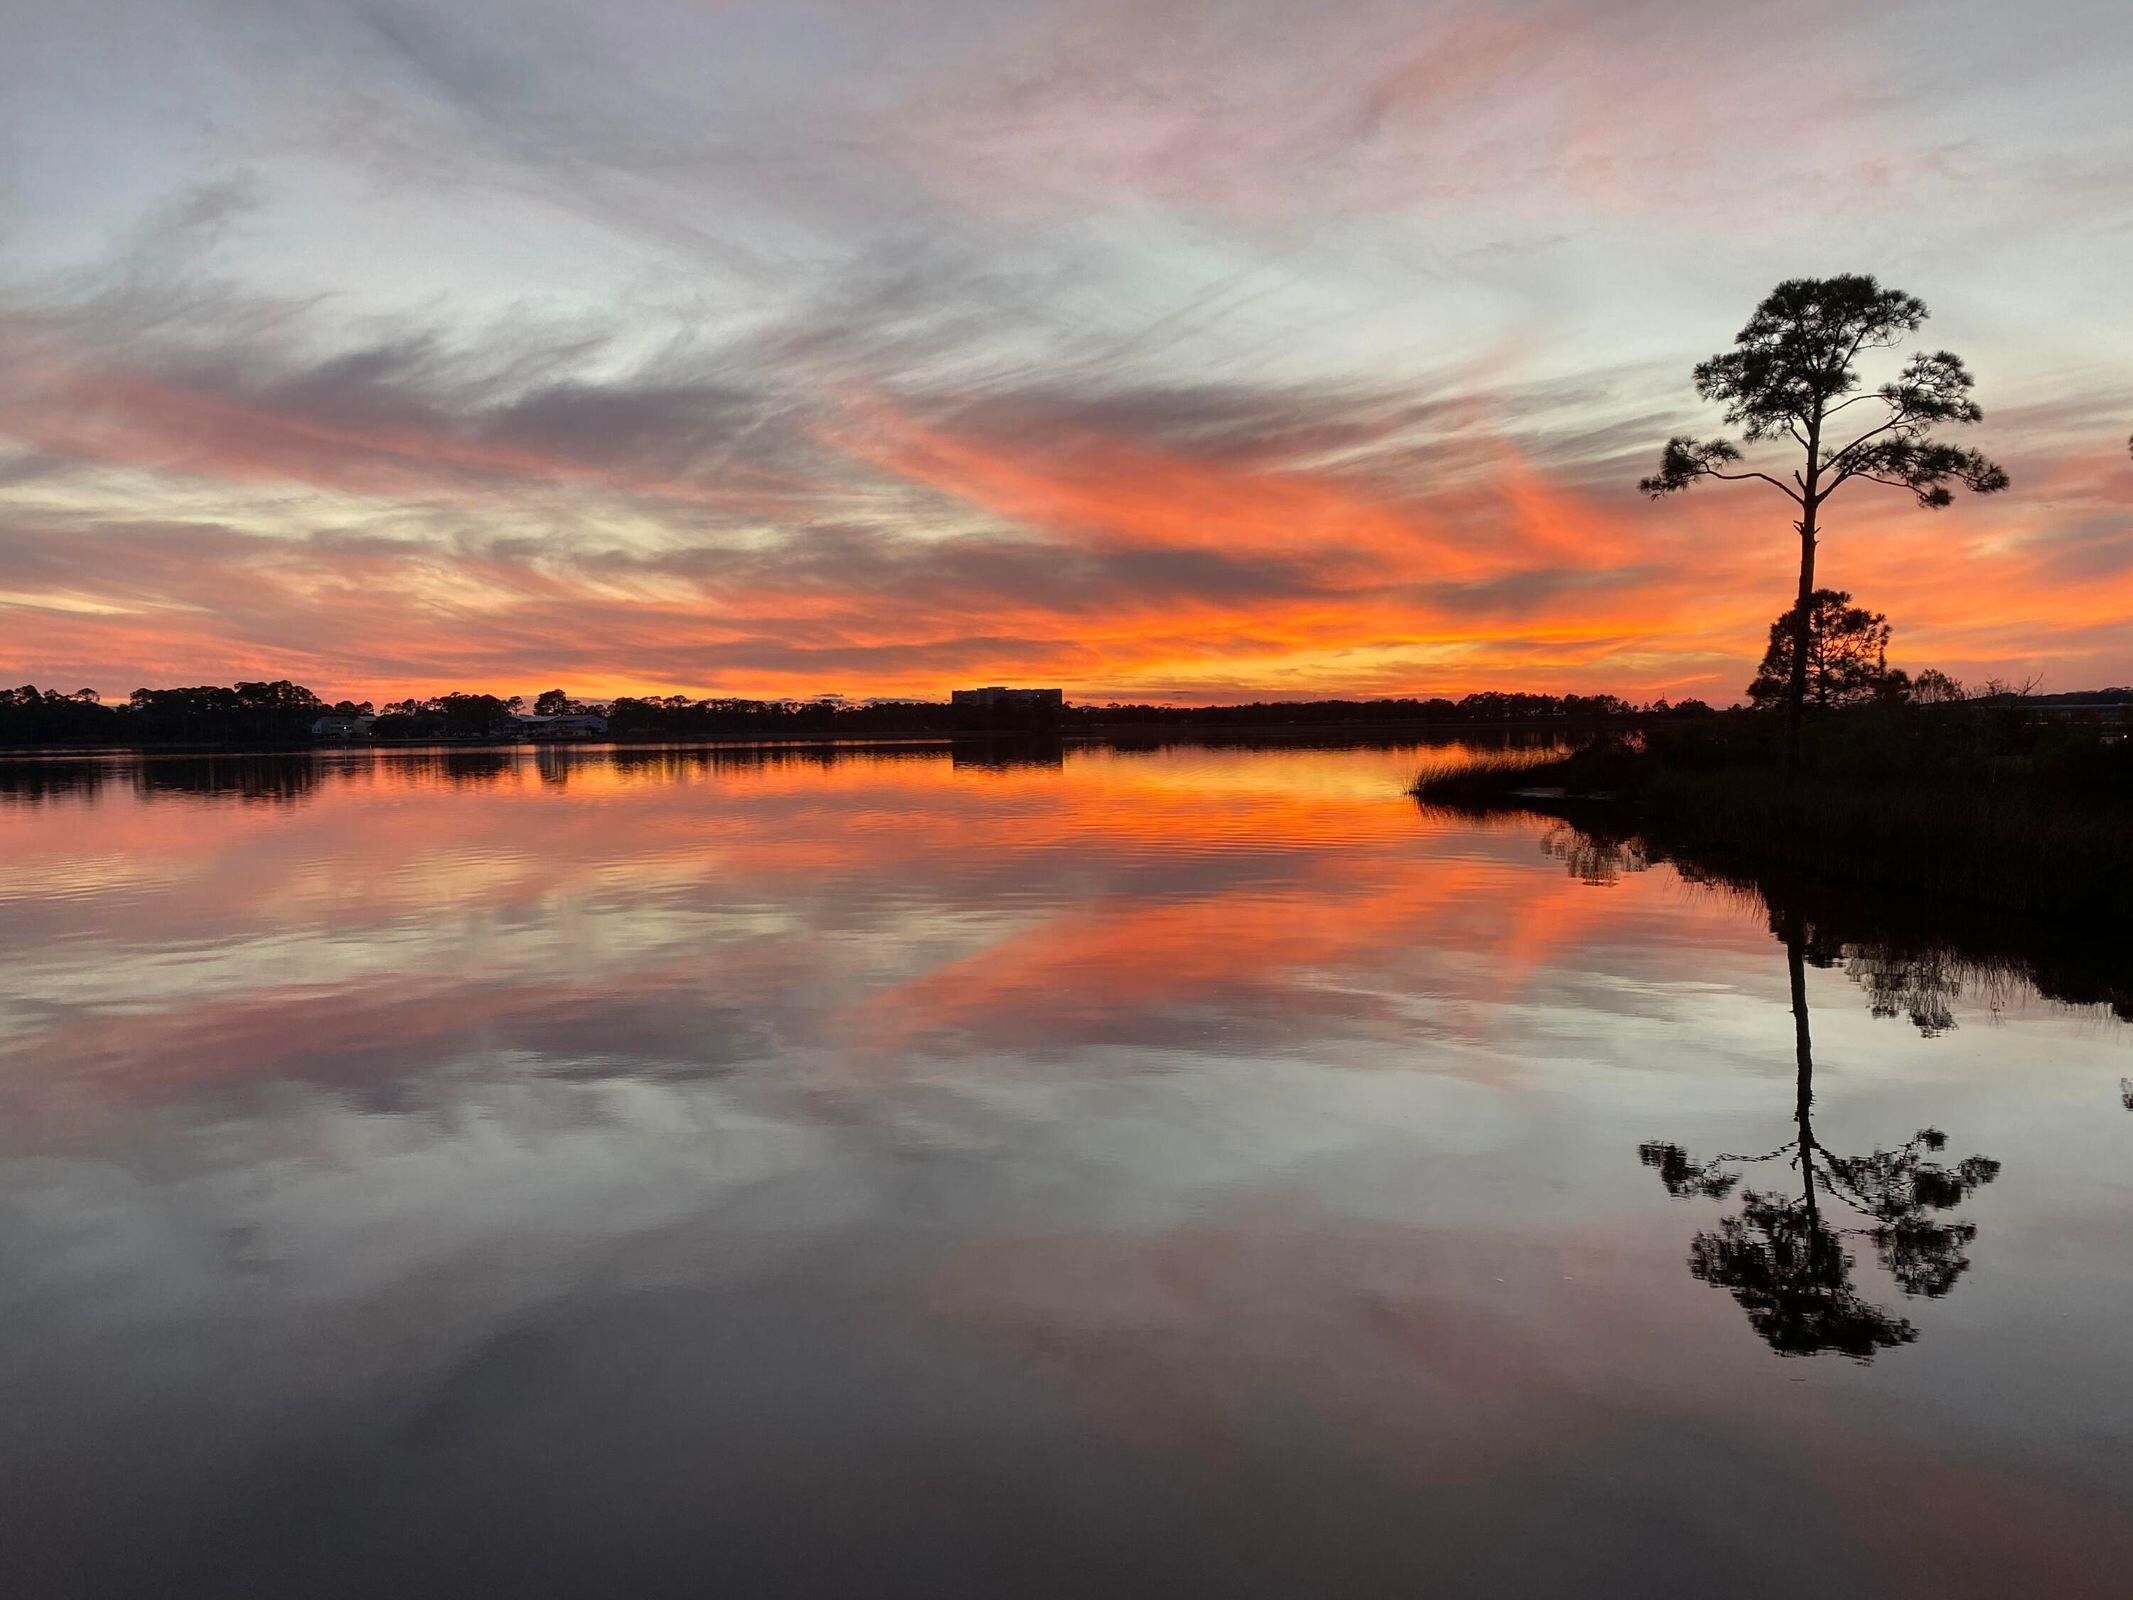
[949,687,1064,710]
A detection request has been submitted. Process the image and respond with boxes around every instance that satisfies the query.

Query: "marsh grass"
[1405,744,1574,804]
[1414,707,2133,919]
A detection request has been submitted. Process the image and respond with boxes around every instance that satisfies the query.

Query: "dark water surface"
[3,740,2128,1598]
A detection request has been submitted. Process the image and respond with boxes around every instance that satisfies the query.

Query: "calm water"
[3,740,2128,1598]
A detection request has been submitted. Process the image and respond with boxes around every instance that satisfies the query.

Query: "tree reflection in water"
[1538,821,1648,886]
[1499,805,2133,1030]
[1441,798,2124,1357]
[1640,914,1999,1360]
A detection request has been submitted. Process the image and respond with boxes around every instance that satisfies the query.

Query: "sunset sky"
[3,0,2129,704]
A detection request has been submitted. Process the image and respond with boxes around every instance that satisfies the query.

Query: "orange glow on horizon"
[2,336,2126,704]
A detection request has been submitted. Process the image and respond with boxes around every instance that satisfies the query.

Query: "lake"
[2,739,2127,1598]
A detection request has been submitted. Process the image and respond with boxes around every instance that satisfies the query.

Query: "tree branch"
[1823,391,1896,419]
[1826,411,1917,467]
[1708,468,1803,502]
[1837,469,1916,494]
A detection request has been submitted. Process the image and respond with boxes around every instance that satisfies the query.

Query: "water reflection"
[1640,915,2000,1360]
[1538,819,1648,885]
[0,751,332,805]
[1,740,2127,1598]
[1509,807,2046,1361]
[1492,805,2133,1028]
[951,737,1066,770]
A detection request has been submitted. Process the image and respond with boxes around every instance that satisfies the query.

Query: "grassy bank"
[1413,707,2133,918]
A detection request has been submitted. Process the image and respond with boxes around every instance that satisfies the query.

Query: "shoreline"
[1412,737,2131,921]
[0,716,1611,760]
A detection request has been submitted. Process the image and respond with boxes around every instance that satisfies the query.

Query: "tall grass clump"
[1409,745,1574,804]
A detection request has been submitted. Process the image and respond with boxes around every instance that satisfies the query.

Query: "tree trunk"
[1784,501,1818,775]
[1787,913,1821,1235]
[1783,913,1834,1254]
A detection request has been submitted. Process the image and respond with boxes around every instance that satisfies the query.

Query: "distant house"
[310,714,375,740]
[509,711,609,740]
[950,686,1064,710]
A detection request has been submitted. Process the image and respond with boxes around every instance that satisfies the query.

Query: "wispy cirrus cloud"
[1,0,2128,700]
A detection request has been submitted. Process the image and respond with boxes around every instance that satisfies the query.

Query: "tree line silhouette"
[1,682,1723,750]
[7,276,2126,758]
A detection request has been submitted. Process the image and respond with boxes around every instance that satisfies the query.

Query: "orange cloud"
[2,314,2126,703]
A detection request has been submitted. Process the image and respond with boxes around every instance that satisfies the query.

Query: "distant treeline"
[3,682,412,746]
[1069,692,1665,726]
[0,682,1683,747]
[1,681,350,746]
[5,680,2127,749]
[610,689,1678,737]
[0,682,527,746]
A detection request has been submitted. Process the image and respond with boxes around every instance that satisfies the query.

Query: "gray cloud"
[3,1,2129,698]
